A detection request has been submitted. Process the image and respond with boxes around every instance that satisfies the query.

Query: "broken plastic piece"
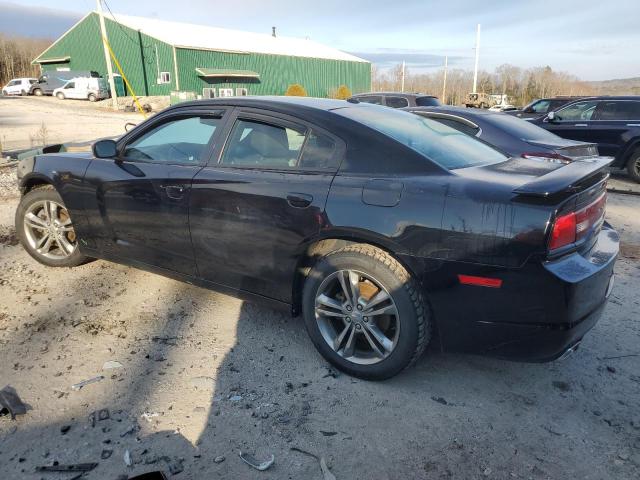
[124,449,132,467]
[239,452,275,471]
[0,385,27,419]
[71,376,105,391]
[36,463,98,472]
[102,360,123,370]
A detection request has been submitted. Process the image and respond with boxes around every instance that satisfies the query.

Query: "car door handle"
[627,123,640,127]
[160,184,186,200]
[286,193,313,208]
[574,124,588,127]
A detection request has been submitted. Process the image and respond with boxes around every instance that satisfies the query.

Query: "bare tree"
[0,34,51,86]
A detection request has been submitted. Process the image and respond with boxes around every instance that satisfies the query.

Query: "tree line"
[0,34,50,86]
[372,63,597,107]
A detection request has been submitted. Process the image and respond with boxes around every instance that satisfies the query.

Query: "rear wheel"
[302,244,430,380]
[56,92,65,100]
[88,93,97,102]
[33,88,43,96]
[15,186,88,267]
[627,150,640,183]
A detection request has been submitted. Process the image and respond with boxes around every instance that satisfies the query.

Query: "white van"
[1,78,38,96]
[53,77,109,102]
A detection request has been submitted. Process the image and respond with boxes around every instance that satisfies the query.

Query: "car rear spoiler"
[513,157,614,197]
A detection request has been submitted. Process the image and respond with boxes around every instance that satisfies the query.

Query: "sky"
[1,0,638,81]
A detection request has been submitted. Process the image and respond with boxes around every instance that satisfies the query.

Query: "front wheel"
[627,150,640,183]
[33,88,43,96]
[56,92,65,100]
[15,186,89,267]
[302,244,430,380]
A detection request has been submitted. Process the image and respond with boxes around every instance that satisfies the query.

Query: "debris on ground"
[141,411,160,422]
[71,375,105,391]
[291,447,336,480]
[102,360,123,370]
[213,455,225,464]
[124,449,132,467]
[89,408,110,427]
[101,449,113,459]
[36,462,98,472]
[0,385,27,419]
[239,451,275,471]
[60,425,71,435]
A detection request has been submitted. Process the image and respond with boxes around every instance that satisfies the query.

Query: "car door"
[189,108,344,302]
[540,99,600,143]
[592,100,640,159]
[83,108,229,275]
[6,80,20,94]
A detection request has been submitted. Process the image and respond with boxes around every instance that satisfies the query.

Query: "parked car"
[348,92,441,108]
[53,77,109,102]
[506,97,587,119]
[531,96,640,182]
[405,106,600,162]
[488,104,518,112]
[29,70,101,96]
[16,98,618,380]
[1,77,37,96]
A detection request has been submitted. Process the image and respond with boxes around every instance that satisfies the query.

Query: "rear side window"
[386,96,409,108]
[299,131,338,169]
[355,96,383,105]
[415,96,441,107]
[555,101,598,121]
[597,101,640,121]
[530,100,551,113]
[222,119,305,168]
[337,105,507,170]
[123,116,220,164]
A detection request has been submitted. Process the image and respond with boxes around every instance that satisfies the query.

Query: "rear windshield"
[415,96,441,107]
[485,113,564,142]
[336,105,507,170]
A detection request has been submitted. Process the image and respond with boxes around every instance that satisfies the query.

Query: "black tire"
[302,244,430,380]
[15,185,89,268]
[626,150,640,183]
[88,93,96,102]
[56,92,65,100]
[33,88,43,96]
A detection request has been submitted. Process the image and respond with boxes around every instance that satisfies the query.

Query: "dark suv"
[531,96,640,182]
[349,92,441,108]
[507,97,586,119]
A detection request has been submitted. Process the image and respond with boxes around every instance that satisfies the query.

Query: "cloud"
[349,50,468,72]
[0,1,81,39]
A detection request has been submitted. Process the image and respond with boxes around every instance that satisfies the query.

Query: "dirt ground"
[1,97,639,480]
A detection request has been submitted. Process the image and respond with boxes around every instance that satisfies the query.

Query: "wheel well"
[290,237,423,316]
[21,179,53,195]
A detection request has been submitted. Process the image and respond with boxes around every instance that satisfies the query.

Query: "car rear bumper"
[424,225,619,361]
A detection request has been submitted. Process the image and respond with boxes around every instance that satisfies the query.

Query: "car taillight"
[549,192,606,251]
[522,152,571,164]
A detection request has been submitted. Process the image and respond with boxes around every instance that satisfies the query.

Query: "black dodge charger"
[15,97,619,380]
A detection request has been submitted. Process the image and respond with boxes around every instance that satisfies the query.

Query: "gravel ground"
[0,98,639,480]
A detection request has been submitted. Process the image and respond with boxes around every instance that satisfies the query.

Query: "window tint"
[299,131,338,169]
[29,79,37,84]
[64,82,75,89]
[336,105,507,170]
[386,96,410,108]
[415,96,441,107]
[356,96,383,105]
[123,116,220,164]
[222,119,306,168]
[427,117,480,137]
[555,101,598,121]
[530,100,551,113]
[597,101,640,121]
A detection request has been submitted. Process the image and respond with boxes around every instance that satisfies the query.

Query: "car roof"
[351,92,436,98]
[407,106,496,118]
[170,96,355,113]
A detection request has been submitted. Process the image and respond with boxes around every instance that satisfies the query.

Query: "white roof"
[107,13,368,63]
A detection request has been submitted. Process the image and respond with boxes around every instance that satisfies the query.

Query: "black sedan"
[15,97,618,380]
[406,106,600,163]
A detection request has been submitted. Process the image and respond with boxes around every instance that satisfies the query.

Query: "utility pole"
[96,0,118,108]
[442,55,448,104]
[472,23,481,93]
[400,60,405,92]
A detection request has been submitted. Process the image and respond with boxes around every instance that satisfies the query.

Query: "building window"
[202,88,217,99]
[218,88,234,97]
[235,88,248,96]
[158,72,171,84]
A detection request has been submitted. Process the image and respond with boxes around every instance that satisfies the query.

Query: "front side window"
[530,100,551,113]
[337,105,507,170]
[386,96,409,108]
[123,116,221,164]
[64,82,75,89]
[555,101,599,121]
[221,119,306,168]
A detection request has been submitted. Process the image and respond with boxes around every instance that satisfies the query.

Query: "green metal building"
[32,12,371,98]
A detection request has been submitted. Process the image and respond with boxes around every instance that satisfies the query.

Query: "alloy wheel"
[314,269,400,365]
[23,200,77,260]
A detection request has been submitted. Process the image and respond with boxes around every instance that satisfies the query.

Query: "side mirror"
[545,111,556,122]
[93,139,117,158]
